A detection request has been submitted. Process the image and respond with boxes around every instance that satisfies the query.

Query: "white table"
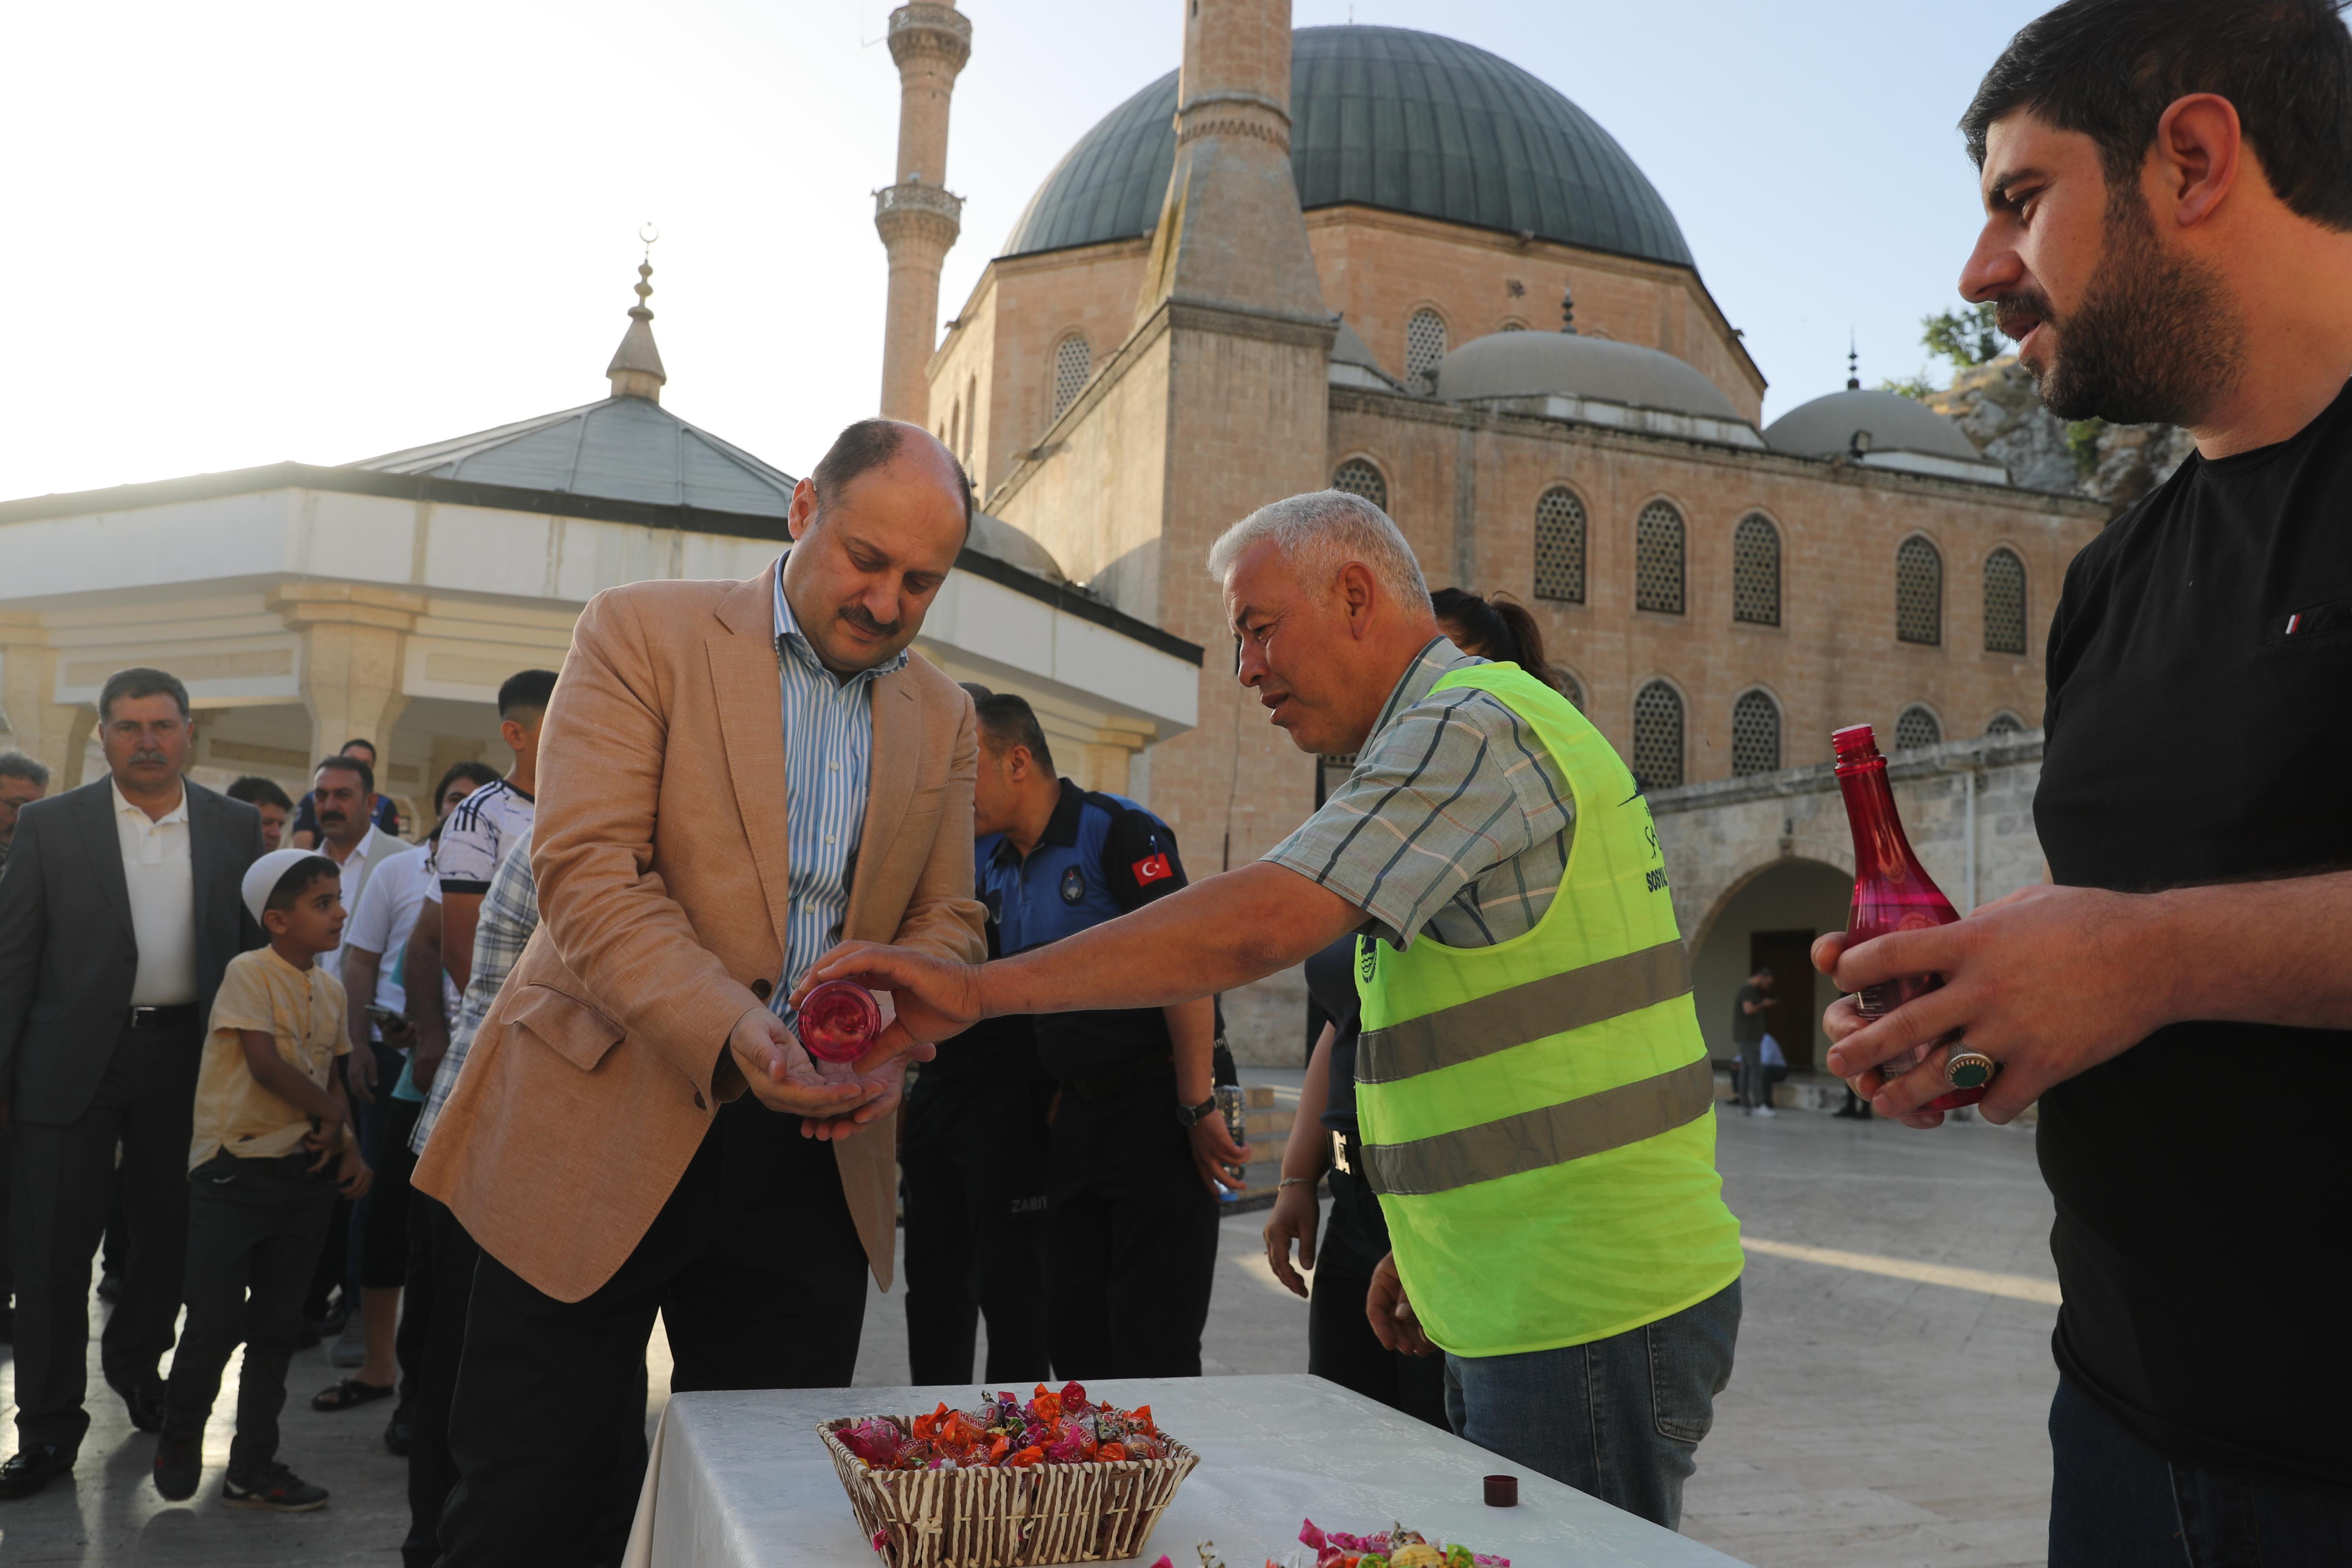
[623,1375,1750,1568]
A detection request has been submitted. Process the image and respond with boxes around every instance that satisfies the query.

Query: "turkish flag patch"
[1131,851,1174,885]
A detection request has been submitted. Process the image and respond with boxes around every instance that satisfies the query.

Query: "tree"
[1922,302,2004,369]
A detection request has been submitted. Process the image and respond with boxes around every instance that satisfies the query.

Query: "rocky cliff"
[1922,357,2198,513]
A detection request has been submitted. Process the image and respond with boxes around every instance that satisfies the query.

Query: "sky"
[0,0,2057,504]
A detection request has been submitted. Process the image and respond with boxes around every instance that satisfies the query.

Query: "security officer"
[899,688,1055,1387]
[967,693,1246,1379]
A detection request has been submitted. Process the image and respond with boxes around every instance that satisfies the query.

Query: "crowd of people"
[2,1,2350,1561]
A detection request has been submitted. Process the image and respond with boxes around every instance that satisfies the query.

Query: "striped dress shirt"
[771,560,905,1020]
[412,824,539,1155]
[1263,638,1576,950]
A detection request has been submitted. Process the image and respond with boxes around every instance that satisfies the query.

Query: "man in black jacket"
[0,668,264,1499]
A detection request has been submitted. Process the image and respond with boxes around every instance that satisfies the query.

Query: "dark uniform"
[899,833,1054,1386]
[980,780,1214,1379]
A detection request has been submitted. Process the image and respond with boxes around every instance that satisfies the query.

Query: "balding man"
[413,419,986,1564]
[805,489,1744,1528]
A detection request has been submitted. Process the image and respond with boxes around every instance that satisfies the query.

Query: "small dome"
[1764,389,1982,463]
[1434,331,1738,419]
[967,510,1069,586]
[1003,26,1692,268]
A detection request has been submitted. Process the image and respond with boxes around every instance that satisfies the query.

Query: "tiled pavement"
[0,1095,2059,1566]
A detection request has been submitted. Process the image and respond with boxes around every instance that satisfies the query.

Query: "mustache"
[837,604,901,639]
[1992,290,2053,342]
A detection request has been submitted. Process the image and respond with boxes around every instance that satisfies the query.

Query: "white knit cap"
[242,848,331,928]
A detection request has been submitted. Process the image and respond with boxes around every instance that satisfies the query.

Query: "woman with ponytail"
[1430,587,1570,698]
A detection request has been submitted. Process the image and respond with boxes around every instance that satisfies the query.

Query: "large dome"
[1001,26,1693,268]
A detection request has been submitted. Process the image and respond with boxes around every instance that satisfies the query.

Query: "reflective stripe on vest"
[1352,659,1744,1357]
[1357,938,1693,1087]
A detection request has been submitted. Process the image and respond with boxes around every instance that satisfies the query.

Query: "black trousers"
[1046,1066,1220,1380]
[1307,1154,1448,1430]
[163,1150,339,1473]
[8,1013,202,1453]
[437,1093,870,1568]
[400,1191,481,1568]
[901,1069,1053,1386]
[360,1093,421,1290]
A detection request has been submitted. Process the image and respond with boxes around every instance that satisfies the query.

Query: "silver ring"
[1944,1049,1999,1091]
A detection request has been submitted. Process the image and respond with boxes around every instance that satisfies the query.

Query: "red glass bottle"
[1832,724,1984,1111]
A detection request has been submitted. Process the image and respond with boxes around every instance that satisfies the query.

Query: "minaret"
[607,228,667,402]
[873,3,971,425]
[1133,0,1327,329]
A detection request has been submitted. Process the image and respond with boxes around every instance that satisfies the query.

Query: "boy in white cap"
[153,849,372,1511]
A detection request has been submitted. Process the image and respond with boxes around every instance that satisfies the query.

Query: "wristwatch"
[1174,1096,1219,1130]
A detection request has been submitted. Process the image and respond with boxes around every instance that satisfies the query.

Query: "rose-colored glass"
[1832,724,1984,1112]
[797,979,882,1064]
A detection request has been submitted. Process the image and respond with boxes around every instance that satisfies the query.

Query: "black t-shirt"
[1730,983,1767,1045]
[2035,378,2352,1489]
[1303,937,1363,1136]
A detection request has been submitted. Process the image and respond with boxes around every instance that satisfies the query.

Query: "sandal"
[311,1377,395,1413]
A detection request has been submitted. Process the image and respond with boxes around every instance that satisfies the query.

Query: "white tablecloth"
[623,1374,1749,1568]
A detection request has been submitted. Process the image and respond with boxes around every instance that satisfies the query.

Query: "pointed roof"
[607,255,667,402]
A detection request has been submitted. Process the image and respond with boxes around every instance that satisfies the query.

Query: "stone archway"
[1690,857,1851,1072]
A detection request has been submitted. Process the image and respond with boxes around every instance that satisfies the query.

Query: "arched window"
[1983,547,2027,655]
[1894,704,1943,750]
[1985,710,2025,737]
[1730,689,1781,776]
[1330,458,1388,513]
[1635,500,1686,615]
[1533,486,1586,604]
[1631,680,1685,791]
[1051,334,1091,420]
[1555,668,1586,712]
[948,399,961,462]
[963,374,978,466]
[1896,535,1943,645]
[1731,512,1780,626]
[1405,308,1447,385]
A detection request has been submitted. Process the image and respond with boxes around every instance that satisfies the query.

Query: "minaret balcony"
[887,3,972,71]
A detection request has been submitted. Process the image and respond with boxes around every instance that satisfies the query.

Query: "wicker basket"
[819,1416,1200,1568]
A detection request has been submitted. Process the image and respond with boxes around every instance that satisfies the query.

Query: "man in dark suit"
[0,667,264,1499]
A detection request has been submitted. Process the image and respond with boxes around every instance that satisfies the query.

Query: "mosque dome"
[1434,330,1739,419]
[1001,25,1693,269]
[1763,388,1985,463]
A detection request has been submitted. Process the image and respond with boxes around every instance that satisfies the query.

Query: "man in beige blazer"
[413,420,985,1565]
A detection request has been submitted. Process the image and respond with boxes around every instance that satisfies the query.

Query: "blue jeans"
[2049,1378,2352,1566]
[1445,1278,1740,1529]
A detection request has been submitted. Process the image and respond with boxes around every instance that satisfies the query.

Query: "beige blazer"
[412,564,986,1303]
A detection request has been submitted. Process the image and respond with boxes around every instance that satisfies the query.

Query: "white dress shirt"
[114,777,197,1007]
[318,823,390,984]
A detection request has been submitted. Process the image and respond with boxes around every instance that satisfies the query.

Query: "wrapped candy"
[839,1417,906,1469]
[840,1388,1174,1472]
[797,980,882,1063]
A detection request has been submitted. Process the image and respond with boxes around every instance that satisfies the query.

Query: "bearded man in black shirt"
[1815,1,2352,1559]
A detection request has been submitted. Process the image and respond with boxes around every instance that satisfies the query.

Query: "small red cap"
[1483,1474,1517,1507]
[1831,723,1879,759]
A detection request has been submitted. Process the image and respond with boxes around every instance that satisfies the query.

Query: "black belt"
[126,1003,201,1030]
[1059,1051,1175,1104]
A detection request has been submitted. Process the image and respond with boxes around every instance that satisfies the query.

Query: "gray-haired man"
[803,489,1743,1527]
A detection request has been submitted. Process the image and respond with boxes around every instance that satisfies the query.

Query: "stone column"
[873,3,971,425]
[0,615,98,786]
[268,584,426,766]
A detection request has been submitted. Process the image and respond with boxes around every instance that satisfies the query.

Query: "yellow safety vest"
[1353,662,1743,1357]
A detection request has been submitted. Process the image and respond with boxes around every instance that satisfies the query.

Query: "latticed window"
[1631,680,1684,791]
[1983,547,2027,654]
[1533,486,1586,603]
[1985,711,2025,737]
[1051,335,1091,420]
[1330,458,1388,513]
[1555,668,1585,712]
[1896,535,1943,645]
[1635,500,1686,614]
[1405,308,1447,384]
[1731,512,1780,626]
[1730,689,1781,776]
[1894,705,1943,750]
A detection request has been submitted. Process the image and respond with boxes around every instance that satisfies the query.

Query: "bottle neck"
[1836,757,1911,878]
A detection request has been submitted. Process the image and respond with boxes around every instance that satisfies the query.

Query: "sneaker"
[1754,1106,1777,1118]
[223,1460,328,1512]
[328,1315,368,1369]
[154,1428,202,1501]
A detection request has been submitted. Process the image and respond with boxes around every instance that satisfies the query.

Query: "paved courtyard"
[0,1097,2060,1567]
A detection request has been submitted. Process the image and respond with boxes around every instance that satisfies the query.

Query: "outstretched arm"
[1816,870,2352,1126]
[797,861,1365,1047]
